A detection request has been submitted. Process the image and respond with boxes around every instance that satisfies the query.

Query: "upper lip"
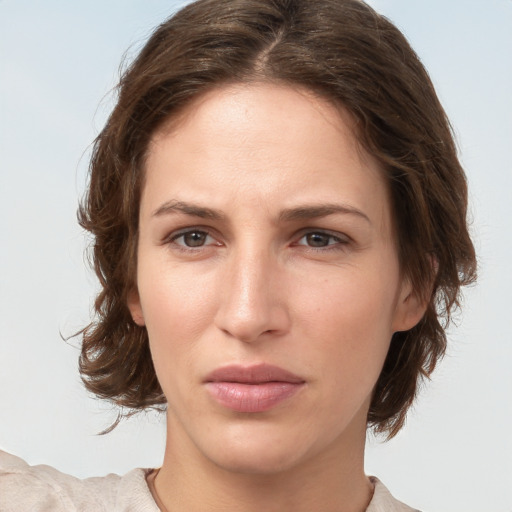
[204,363,305,384]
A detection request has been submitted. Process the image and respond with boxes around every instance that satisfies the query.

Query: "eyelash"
[295,231,349,251]
[165,228,350,253]
[167,228,220,252]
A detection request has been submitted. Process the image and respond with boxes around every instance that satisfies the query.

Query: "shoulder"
[0,450,159,512]
[367,477,421,512]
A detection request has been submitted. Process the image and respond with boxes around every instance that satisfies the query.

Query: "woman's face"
[129,83,423,474]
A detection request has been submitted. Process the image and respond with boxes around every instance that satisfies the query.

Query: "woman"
[0,0,476,510]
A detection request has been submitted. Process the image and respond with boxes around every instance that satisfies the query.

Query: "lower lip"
[205,381,304,413]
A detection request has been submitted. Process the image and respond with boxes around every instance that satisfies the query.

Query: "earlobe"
[392,282,428,333]
[393,256,437,333]
[127,289,145,326]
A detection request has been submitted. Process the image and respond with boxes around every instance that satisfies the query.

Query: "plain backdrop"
[1,1,511,511]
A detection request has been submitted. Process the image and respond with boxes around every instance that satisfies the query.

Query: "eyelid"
[294,228,350,242]
[292,228,352,251]
[164,226,222,248]
[162,226,351,252]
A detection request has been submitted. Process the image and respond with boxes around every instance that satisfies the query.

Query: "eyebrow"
[278,204,370,224]
[152,200,370,224]
[152,200,225,220]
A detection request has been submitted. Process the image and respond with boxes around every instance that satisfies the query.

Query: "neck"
[151,411,373,512]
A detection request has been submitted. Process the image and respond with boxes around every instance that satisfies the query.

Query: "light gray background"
[1,1,511,511]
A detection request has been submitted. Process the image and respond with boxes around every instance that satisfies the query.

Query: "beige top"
[0,450,419,511]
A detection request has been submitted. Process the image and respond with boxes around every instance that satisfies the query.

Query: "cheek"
[291,265,398,380]
[137,264,219,376]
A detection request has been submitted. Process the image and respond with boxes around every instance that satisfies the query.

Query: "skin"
[128,83,425,512]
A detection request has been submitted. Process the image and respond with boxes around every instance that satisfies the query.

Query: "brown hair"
[78,0,476,437]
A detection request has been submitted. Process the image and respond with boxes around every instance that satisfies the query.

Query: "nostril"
[213,255,291,342]
[216,305,290,344]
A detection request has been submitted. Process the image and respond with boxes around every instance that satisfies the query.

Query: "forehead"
[143,82,390,228]
[151,82,367,163]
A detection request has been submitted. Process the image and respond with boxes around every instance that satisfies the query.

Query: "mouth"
[204,363,306,413]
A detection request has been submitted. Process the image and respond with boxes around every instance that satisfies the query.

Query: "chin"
[196,420,327,476]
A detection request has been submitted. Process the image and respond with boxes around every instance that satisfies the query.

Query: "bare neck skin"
[151,403,373,512]
[132,83,422,512]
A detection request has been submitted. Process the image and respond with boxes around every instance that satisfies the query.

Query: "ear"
[391,279,428,333]
[127,288,145,326]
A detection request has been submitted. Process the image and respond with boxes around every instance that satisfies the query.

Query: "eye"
[170,229,216,248]
[296,231,348,249]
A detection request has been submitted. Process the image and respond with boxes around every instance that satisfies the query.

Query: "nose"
[214,246,290,343]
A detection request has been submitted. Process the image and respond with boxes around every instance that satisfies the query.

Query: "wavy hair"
[78,0,476,437]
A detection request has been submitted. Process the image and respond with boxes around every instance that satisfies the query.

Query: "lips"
[204,364,305,413]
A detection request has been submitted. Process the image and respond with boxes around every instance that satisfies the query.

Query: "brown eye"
[306,233,332,247]
[182,231,208,247]
[171,230,214,248]
[295,231,348,250]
